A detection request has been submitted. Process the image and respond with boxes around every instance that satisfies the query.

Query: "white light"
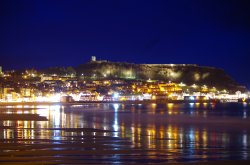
[113,93,119,99]
[190,96,195,100]
[49,94,61,102]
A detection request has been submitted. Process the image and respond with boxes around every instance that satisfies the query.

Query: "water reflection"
[113,103,119,137]
[0,103,250,163]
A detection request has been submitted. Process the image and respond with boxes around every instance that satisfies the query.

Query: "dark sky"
[1,0,250,87]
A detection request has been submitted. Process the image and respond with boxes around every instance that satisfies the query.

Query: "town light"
[189,96,195,100]
[152,95,156,100]
[192,84,197,88]
[113,93,119,100]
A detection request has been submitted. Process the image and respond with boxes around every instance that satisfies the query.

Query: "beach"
[0,102,250,164]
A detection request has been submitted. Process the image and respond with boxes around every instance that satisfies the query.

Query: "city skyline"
[1,0,250,87]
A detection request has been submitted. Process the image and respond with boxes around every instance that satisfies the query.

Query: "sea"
[0,102,250,164]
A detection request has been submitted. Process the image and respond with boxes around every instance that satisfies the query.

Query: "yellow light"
[192,84,197,88]
[120,97,126,101]
[203,96,209,100]
[152,95,156,100]
[160,87,165,91]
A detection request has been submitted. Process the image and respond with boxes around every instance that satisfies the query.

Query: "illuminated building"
[91,56,96,62]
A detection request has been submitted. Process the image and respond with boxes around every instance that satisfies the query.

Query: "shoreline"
[0,99,245,106]
[0,101,250,164]
[1,160,250,165]
[151,160,250,165]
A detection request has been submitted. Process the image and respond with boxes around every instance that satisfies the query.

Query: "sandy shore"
[0,103,250,164]
[1,140,250,165]
[1,126,250,164]
[3,160,250,165]
[152,160,250,165]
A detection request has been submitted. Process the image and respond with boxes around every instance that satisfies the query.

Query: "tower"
[91,56,96,62]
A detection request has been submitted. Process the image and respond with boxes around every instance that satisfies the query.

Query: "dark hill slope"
[76,61,245,92]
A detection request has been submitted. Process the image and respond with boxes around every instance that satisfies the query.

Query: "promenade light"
[179,82,186,87]
[192,84,197,88]
[190,96,195,100]
[113,93,119,99]
[152,95,156,100]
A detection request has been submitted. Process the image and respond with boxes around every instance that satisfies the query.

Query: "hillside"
[76,61,245,92]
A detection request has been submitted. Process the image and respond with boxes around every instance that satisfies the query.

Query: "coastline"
[1,160,250,165]
[152,160,250,165]
[0,101,250,164]
[0,99,236,106]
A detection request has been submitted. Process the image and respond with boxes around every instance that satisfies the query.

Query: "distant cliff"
[76,61,245,92]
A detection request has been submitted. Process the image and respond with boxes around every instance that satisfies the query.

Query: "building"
[91,56,96,62]
[90,56,107,63]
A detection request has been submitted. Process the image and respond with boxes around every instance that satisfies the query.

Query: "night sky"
[1,0,250,87]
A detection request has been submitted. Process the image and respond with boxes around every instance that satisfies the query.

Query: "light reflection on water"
[0,103,250,163]
[113,103,119,137]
